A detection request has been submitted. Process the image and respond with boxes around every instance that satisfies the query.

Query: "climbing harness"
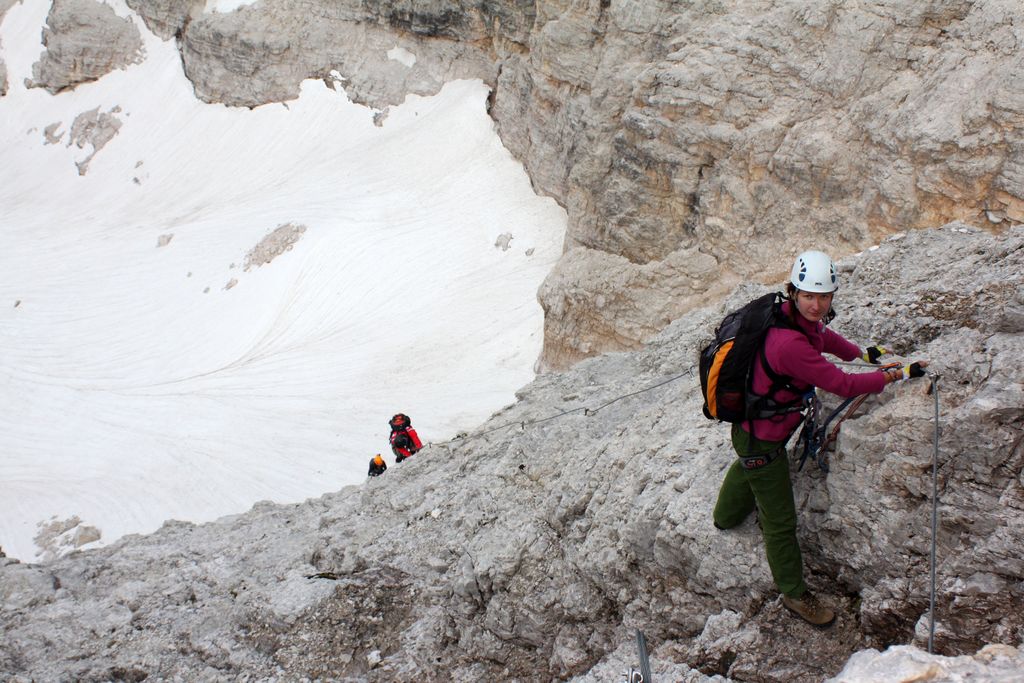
[795,391,856,473]
[795,362,902,472]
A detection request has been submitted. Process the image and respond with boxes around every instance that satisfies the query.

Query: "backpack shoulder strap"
[758,337,798,393]
[754,303,808,407]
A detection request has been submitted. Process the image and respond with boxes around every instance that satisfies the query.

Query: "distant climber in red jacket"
[389,413,422,462]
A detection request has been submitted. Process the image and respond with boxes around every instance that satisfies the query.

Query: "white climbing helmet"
[790,250,838,293]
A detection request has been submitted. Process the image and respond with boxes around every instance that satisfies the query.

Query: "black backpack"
[389,413,411,430]
[699,292,806,423]
[391,430,412,450]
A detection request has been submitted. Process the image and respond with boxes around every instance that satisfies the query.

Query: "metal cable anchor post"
[637,629,652,683]
[927,373,941,654]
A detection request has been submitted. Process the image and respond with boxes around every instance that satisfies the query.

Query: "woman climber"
[712,250,928,627]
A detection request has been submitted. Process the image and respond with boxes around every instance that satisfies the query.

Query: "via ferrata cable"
[928,372,941,653]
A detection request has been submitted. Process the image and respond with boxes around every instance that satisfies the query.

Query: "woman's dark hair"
[786,283,837,324]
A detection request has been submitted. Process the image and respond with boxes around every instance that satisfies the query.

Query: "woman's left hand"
[861,345,888,364]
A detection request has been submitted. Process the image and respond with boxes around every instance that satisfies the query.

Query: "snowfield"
[0,0,566,561]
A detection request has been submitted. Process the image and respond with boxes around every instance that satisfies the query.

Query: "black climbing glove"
[905,362,926,378]
[886,361,928,382]
[861,345,888,364]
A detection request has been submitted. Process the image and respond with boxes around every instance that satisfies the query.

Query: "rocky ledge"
[2,224,1022,681]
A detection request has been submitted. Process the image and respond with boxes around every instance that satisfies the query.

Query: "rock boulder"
[27,0,144,93]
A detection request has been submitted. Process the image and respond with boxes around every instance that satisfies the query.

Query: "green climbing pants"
[712,424,807,598]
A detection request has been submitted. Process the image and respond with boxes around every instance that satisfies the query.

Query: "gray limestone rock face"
[175,1,498,110]
[827,644,1024,682]
[67,105,122,175]
[537,244,729,371]
[1,225,1022,682]
[114,0,1024,371]
[514,0,1024,368]
[27,0,144,94]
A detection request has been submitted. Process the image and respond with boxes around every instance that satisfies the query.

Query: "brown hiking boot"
[782,592,836,627]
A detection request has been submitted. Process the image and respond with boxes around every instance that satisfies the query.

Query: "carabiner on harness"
[796,362,902,472]
[795,390,822,471]
[801,394,863,473]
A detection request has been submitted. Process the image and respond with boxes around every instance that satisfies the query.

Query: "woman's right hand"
[884,360,929,383]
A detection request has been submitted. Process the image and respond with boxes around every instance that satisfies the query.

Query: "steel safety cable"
[585,368,694,416]
[928,373,941,653]
[436,366,695,447]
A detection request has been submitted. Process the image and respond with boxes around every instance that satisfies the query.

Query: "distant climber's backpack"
[699,292,805,423]
[391,430,412,450]
[389,413,411,430]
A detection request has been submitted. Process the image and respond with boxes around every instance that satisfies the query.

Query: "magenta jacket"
[745,301,888,442]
